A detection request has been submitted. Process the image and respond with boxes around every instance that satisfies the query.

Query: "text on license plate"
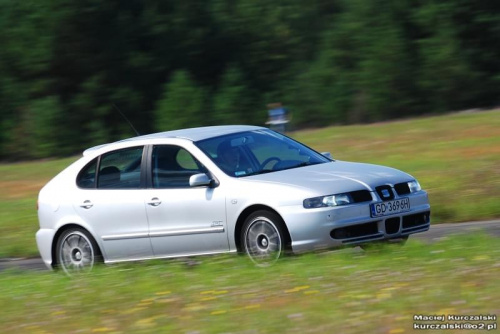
[370,198,410,217]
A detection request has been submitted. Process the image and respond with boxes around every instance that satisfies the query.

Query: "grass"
[0,157,77,258]
[1,234,499,333]
[0,110,499,257]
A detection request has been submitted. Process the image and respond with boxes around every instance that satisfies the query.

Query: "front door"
[145,145,229,257]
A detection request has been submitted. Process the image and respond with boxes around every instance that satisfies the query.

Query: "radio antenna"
[112,103,140,136]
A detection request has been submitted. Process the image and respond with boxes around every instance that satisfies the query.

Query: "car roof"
[83,125,264,156]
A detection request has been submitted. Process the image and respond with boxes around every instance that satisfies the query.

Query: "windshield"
[195,129,331,177]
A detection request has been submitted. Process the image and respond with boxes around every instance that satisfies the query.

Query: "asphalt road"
[1,220,499,272]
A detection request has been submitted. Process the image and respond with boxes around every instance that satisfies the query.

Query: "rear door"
[73,146,153,261]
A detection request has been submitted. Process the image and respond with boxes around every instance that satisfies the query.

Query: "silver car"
[36,126,430,274]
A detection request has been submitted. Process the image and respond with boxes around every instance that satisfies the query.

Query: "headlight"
[303,193,353,209]
[408,180,421,193]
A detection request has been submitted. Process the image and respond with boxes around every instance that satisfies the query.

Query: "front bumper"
[281,191,430,252]
[36,228,56,269]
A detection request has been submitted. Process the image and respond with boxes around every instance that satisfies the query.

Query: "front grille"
[402,211,430,229]
[350,190,372,203]
[394,182,410,195]
[385,217,401,234]
[375,185,394,201]
[331,221,379,240]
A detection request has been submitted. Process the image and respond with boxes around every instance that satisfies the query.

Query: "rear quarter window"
[77,158,97,188]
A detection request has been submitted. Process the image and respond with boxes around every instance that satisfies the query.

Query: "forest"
[1,0,500,160]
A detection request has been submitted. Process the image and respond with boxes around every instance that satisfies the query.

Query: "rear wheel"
[56,227,101,275]
[241,210,286,266]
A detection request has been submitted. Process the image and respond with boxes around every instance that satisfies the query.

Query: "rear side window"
[98,147,144,189]
[77,159,98,188]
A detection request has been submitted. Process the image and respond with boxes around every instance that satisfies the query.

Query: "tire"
[55,227,101,275]
[241,210,286,266]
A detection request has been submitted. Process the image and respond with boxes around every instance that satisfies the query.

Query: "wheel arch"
[51,223,103,266]
[234,204,292,252]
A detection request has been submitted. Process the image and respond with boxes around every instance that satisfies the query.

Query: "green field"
[1,234,499,333]
[0,110,499,258]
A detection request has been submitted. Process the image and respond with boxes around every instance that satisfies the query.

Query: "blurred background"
[1,3,500,331]
[1,0,500,160]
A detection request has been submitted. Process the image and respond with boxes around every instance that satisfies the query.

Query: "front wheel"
[241,211,286,266]
[55,227,101,275]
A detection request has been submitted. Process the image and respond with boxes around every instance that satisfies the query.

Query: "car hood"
[243,161,413,194]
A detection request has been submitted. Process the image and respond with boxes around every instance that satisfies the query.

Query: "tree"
[26,96,64,158]
[212,65,255,125]
[0,0,61,159]
[2,0,500,160]
[415,1,484,112]
[155,70,206,131]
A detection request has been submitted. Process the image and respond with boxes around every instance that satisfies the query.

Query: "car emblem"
[381,189,391,198]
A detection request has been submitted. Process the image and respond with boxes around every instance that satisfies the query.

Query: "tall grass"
[1,234,499,333]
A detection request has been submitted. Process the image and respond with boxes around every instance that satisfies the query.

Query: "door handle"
[80,200,93,209]
[148,197,162,207]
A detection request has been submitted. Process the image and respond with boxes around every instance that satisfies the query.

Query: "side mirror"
[321,152,333,160]
[189,173,212,187]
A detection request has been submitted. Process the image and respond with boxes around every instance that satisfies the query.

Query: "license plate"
[370,198,410,217]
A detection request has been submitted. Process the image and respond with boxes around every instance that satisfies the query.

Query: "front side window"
[152,145,205,188]
[97,147,143,189]
[195,129,330,177]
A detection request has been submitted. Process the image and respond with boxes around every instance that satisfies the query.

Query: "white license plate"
[370,198,410,217]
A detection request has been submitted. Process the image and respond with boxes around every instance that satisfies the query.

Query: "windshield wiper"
[245,169,275,177]
[246,161,321,176]
[280,161,317,171]
[296,161,314,168]
[281,161,316,170]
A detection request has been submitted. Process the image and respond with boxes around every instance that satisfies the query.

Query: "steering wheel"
[260,157,281,170]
